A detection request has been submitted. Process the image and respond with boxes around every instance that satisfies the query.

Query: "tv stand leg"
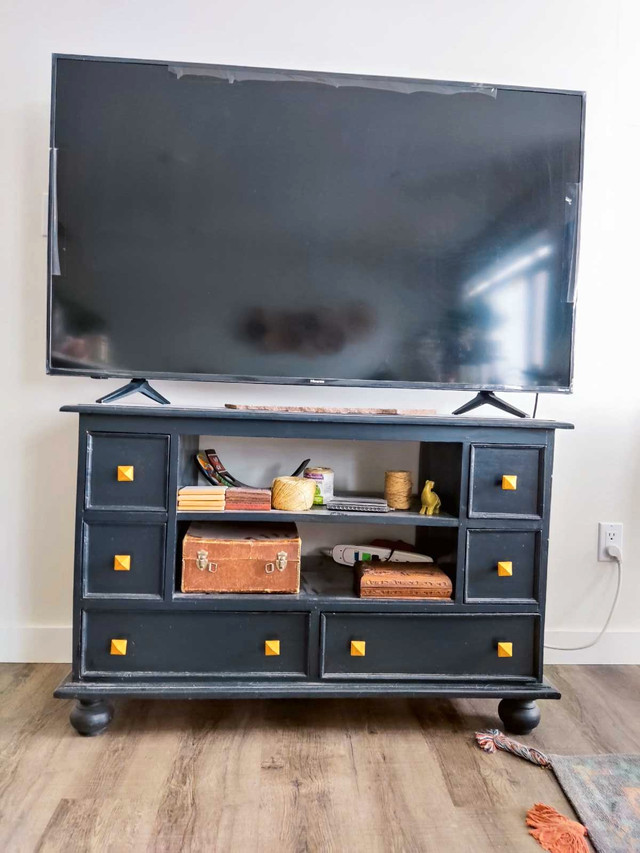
[69,699,114,736]
[452,390,528,418]
[498,698,541,734]
[96,378,170,405]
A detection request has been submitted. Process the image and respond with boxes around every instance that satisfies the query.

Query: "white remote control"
[331,544,433,566]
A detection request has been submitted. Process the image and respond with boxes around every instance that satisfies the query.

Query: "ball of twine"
[272,477,317,511]
[385,470,413,510]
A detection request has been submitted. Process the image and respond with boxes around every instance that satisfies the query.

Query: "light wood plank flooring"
[1,665,638,852]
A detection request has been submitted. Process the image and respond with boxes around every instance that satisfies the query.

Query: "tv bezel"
[46,53,585,394]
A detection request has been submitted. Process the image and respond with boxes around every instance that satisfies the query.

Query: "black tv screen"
[48,56,583,392]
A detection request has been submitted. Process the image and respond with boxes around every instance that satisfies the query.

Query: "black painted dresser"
[54,405,572,735]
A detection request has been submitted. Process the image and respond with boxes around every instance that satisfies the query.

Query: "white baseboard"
[1,626,638,665]
[543,631,640,664]
[0,625,71,663]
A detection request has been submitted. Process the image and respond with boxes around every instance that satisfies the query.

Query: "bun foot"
[498,699,541,735]
[69,699,114,736]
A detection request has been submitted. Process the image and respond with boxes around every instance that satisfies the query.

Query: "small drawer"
[86,432,170,511]
[465,529,538,602]
[83,520,166,597]
[82,611,309,677]
[469,445,543,518]
[321,613,537,680]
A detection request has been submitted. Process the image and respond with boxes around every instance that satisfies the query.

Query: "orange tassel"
[526,804,588,853]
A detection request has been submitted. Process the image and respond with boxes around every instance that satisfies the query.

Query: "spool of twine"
[385,470,412,510]
[271,477,317,511]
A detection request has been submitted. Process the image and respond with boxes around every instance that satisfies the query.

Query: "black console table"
[54,405,571,736]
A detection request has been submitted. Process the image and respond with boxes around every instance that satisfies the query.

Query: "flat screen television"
[47,55,584,396]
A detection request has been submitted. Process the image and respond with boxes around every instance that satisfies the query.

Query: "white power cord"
[544,545,623,651]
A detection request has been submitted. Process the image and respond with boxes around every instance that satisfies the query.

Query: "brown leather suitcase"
[181,522,301,593]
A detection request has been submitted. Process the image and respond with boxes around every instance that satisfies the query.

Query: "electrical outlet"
[598,522,623,561]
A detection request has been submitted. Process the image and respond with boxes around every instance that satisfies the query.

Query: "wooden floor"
[1,665,639,852]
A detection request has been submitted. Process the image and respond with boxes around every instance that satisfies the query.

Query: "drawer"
[82,611,309,677]
[83,520,166,597]
[465,529,539,603]
[321,613,537,680]
[86,432,170,511]
[469,445,543,518]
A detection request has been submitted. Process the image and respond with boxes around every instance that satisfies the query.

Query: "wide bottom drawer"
[82,611,309,677]
[321,613,538,680]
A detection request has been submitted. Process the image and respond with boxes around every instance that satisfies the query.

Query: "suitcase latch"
[265,552,288,574]
[196,549,217,573]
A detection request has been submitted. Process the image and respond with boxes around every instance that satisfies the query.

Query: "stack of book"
[225,487,272,511]
[355,561,453,600]
[177,486,227,511]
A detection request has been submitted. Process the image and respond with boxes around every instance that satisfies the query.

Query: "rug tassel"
[474,729,552,767]
[526,803,588,853]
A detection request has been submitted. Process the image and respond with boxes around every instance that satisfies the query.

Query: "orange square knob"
[501,475,517,491]
[113,554,131,572]
[264,640,280,656]
[497,642,513,658]
[110,638,128,656]
[117,465,135,482]
[497,561,513,577]
[350,640,366,657]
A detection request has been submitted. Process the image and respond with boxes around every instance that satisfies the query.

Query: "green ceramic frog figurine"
[419,480,441,516]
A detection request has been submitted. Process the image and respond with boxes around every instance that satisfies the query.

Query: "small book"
[226,493,271,498]
[226,504,272,512]
[178,495,225,506]
[178,497,226,502]
[226,499,271,507]
[179,495,226,500]
[178,496,228,503]
[226,488,271,498]
[226,500,271,506]
[177,505,225,512]
[179,486,227,495]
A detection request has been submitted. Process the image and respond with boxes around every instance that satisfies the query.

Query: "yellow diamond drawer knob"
[497,561,513,577]
[117,465,135,482]
[497,642,513,658]
[350,640,366,657]
[501,474,518,491]
[264,640,280,656]
[113,554,131,572]
[110,638,128,656]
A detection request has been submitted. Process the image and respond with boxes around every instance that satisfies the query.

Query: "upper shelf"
[61,404,573,430]
[176,505,459,527]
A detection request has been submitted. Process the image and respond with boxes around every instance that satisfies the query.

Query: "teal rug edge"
[550,754,640,853]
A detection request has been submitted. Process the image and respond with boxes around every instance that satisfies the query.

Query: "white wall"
[1,0,639,663]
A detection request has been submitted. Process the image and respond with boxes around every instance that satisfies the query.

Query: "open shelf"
[174,557,455,606]
[175,434,462,602]
[177,434,465,524]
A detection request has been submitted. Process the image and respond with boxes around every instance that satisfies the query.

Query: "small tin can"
[303,467,335,506]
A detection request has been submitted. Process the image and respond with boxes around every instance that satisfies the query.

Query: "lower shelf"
[54,672,560,701]
[174,560,457,606]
